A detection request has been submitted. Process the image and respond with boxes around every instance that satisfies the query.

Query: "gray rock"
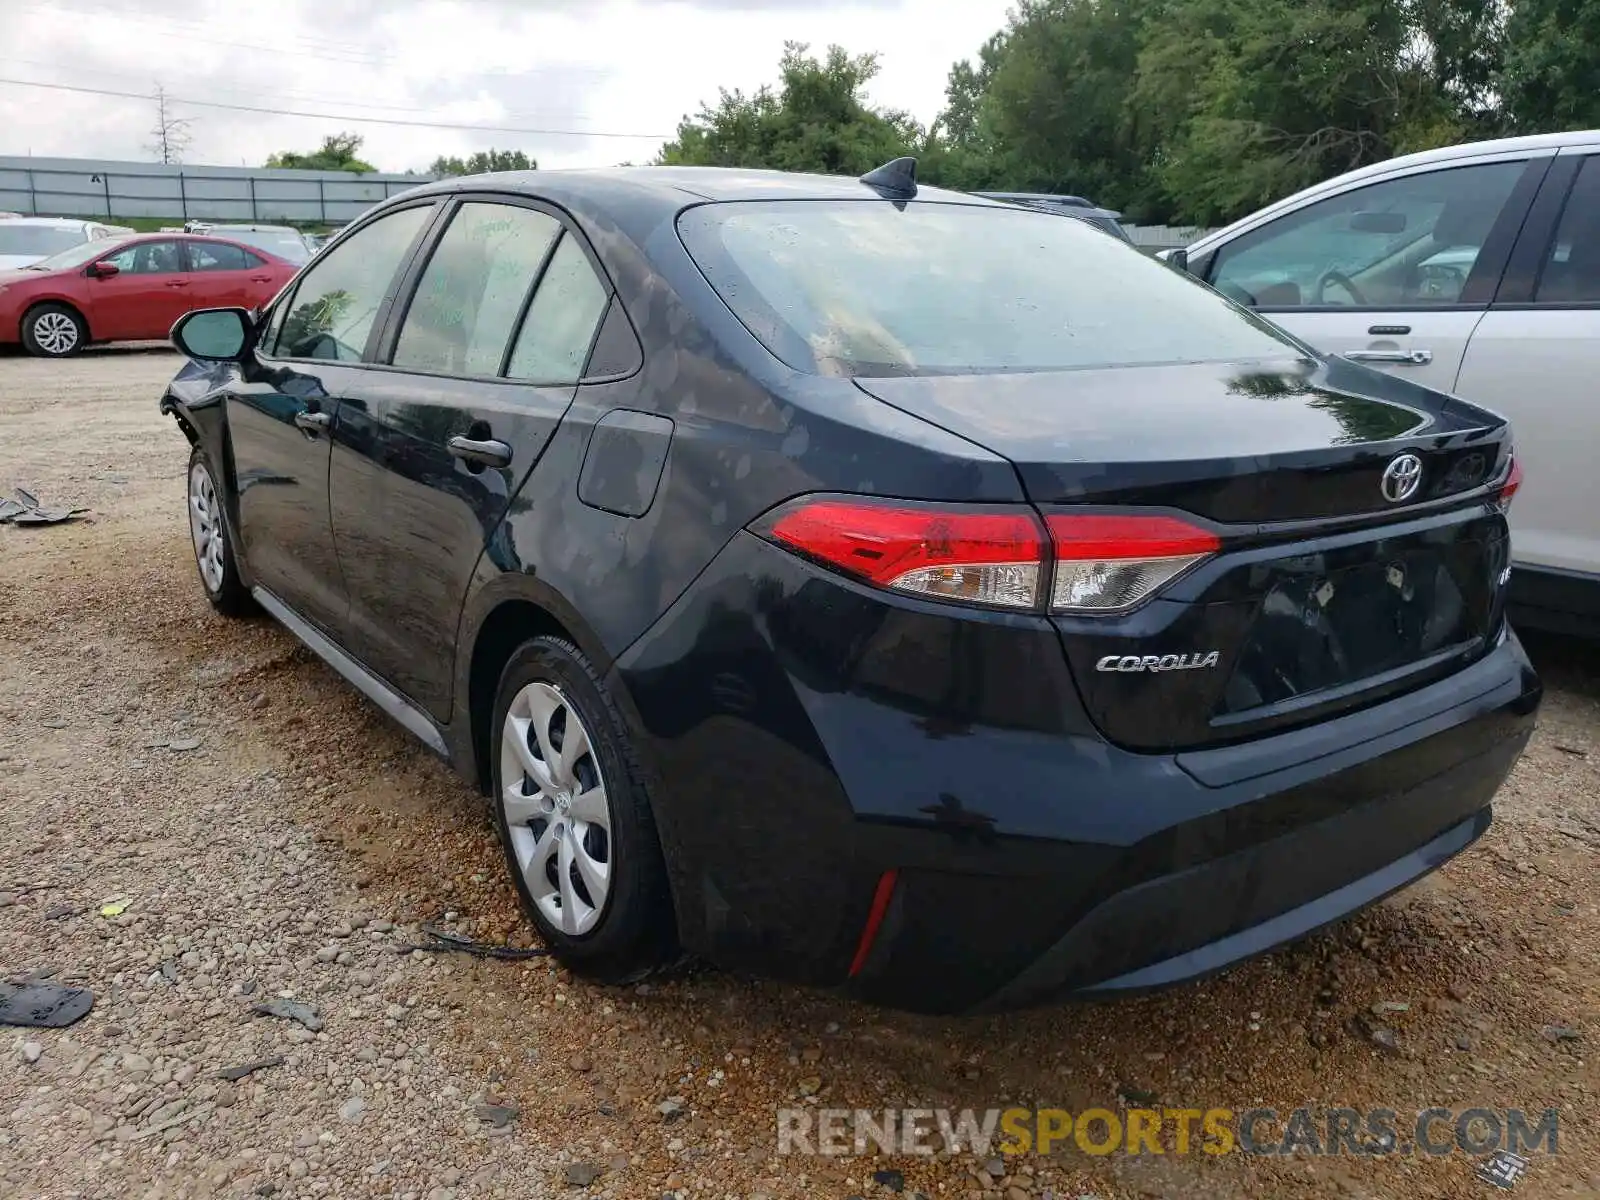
[563,1162,602,1187]
[20,1042,42,1064]
[475,1101,519,1128]
[340,1097,366,1123]
[169,737,202,752]
[1366,1026,1402,1053]
[252,998,323,1031]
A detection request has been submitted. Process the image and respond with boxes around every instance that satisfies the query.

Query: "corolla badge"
[1381,453,1424,503]
[1096,652,1221,673]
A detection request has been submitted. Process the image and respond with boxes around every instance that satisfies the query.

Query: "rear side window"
[393,202,561,376]
[677,200,1300,377]
[1536,156,1600,304]
[223,229,311,264]
[271,206,431,362]
[189,242,262,271]
[506,234,609,384]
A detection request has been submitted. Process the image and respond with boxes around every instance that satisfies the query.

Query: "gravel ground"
[1,347,1596,1200]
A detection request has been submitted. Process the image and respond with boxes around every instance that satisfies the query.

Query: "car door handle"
[165,279,191,288]
[294,410,332,434]
[1345,349,1433,365]
[447,436,513,468]
[250,274,272,283]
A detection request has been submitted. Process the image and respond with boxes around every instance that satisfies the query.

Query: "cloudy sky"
[0,0,1013,173]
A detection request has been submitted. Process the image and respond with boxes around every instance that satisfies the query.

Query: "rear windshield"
[677,200,1302,377]
[0,225,86,257]
[219,229,311,264]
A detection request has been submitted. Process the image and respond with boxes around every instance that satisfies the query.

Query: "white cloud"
[0,0,1012,172]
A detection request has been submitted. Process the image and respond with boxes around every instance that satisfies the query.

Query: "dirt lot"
[1,347,1596,1200]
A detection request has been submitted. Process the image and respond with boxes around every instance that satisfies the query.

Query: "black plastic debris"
[0,487,88,527]
[403,915,551,961]
[0,980,94,1028]
[250,997,323,1031]
[217,1057,283,1081]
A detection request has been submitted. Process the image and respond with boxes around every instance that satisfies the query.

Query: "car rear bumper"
[616,532,1541,1015]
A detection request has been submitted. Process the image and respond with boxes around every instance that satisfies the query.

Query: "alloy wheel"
[187,461,226,593]
[32,311,79,355]
[500,681,613,935]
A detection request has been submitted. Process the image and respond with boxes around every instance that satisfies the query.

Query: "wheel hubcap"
[33,312,78,355]
[499,681,613,936]
[187,462,226,593]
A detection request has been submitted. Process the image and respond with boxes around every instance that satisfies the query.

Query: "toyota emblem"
[1381,453,1423,503]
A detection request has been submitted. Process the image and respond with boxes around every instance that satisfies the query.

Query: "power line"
[13,1,398,68]
[0,56,616,124]
[0,77,672,140]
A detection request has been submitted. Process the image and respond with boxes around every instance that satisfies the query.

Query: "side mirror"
[86,261,120,279]
[1161,247,1190,274]
[171,307,254,362]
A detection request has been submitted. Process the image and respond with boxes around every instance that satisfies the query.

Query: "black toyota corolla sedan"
[159,160,1540,1014]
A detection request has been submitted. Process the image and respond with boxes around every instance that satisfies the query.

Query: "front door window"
[1209,162,1526,309]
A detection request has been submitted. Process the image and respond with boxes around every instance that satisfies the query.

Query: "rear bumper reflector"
[848,869,900,977]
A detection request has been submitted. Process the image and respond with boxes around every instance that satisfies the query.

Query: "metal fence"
[1123,223,1215,251]
[0,155,433,224]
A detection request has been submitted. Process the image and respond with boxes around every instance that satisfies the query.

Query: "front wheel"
[22,303,87,358]
[187,447,254,616]
[492,636,678,982]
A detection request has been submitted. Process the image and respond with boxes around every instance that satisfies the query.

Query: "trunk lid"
[855,356,1514,750]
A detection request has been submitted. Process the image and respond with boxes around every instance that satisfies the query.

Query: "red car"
[0,233,299,357]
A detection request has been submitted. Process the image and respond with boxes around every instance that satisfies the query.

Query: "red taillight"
[757,498,1219,614]
[762,497,1047,610]
[1046,512,1220,613]
[1499,456,1522,512]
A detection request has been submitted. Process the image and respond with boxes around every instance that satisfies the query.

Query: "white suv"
[1174,130,1600,636]
[0,217,124,269]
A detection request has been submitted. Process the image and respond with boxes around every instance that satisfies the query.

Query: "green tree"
[656,42,924,176]
[265,133,375,173]
[936,0,1517,225]
[428,148,537,176]
[1501,0,1600,131]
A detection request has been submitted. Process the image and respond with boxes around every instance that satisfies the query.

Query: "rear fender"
[447,567,621,788]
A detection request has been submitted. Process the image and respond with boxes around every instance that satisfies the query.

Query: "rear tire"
[21,303,87,358]
[187,446,254,617]
[492,636,678,982]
